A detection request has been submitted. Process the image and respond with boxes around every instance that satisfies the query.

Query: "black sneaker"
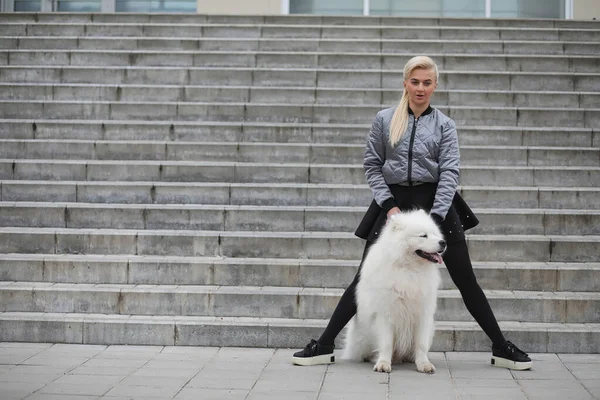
[292,339,335,366]
[491,341,532,370]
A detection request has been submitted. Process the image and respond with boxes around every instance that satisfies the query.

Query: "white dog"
[342,209,445,373]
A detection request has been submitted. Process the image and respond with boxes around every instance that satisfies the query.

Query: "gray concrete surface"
[0,342,599,400]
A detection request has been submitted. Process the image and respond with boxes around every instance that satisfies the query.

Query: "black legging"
[318,239,506,347]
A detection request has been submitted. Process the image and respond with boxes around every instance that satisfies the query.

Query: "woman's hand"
[387,207,401,221]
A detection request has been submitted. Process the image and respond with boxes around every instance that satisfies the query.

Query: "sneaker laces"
[505,341,529,357]
[306,339,318,353]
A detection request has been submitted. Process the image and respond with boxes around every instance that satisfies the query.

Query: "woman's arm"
[431,119,460,221]
[364,112,396,213]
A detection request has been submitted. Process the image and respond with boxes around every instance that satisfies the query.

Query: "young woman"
[292,56,532,371]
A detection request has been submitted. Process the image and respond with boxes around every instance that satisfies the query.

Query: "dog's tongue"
[432,253,443,264]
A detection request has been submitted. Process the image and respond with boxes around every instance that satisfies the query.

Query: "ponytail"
[389,88,410,148]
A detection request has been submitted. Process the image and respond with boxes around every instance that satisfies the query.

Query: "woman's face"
[403,68,437,108]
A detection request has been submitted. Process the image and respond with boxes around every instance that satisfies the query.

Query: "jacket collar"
[408,105,434,117]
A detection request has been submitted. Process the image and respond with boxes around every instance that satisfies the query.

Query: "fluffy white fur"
[342,209,445,373]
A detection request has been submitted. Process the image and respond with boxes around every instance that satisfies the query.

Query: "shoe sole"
[292,354,335,366]
[491,356,532,370]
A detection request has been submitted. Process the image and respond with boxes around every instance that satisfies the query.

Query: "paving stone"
[561,363,600,380]
[81,358,148,369]
[187,368,260,390]
[518,380,594,400]
[580,380,600,399]
[0,372,62,384]
[119,374,190,388]
[68,365,138,376]
[26,395,100,400]
[559,354,600,364]
[0,382,47,400]
[99,344,163,357]
[448,360,515,379]
[0,348,40,364]
[510,354,575,381]
[53,373,123,386]
[22,355,89,368]
[103,383,182,398]
[37,382,114,396]
[320,372,389,395]
[252,369,324,392]
[174,388,248,400]
[247,391,318,399]
[131,367,198,378]
[318,393,378,400]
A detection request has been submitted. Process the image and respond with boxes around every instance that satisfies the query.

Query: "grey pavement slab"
[1,382,47,400]
[510,353,575,381]
[582,381,600,399]
[559,354,600,363]
[187,368,259,390]
[35,381,114,396]
[131,367,198,379]
[518,379,595,400]
[453,379,528,399]
[25,396,99,400]
[563,363,600,381]
[0,343,597,399]
[174,388,248,400]
[103,383,183,398]
[0,372,62,384]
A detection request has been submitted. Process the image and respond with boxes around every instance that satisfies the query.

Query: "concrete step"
[2,181,598,210]
[0,311,597,352]
[1,101,598,128]
[1,13,598,28]
[2,140,598,166]
[3,36,599,55]
[2,253,598,292]
[2,159,599,187]
[2,84,600,109]
[1,22,599,41]
[3,50,599,73]
[1,227,598,262]
[2,66,599,91]
[2,203,600,236]
[1,13,599,29]
[2,120,596,147]
[460,186,600,210]
[1,282,598,323]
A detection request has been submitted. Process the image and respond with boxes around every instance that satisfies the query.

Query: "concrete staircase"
[0,13,599,353]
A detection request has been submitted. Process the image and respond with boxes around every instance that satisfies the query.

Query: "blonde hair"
[389,56,439,147]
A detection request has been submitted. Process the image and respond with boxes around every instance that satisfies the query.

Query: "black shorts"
[354,183,479,244]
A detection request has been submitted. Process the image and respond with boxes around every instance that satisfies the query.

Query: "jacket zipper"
[407,116,418,186]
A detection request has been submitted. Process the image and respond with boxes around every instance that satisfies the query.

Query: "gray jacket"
[364,105,460,220]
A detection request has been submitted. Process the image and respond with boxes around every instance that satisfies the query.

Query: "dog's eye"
[420,234,428,238]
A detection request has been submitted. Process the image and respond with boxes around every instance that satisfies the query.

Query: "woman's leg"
[443,239,531,370]
[442,240,506,346]
[292,241,374,365]
[318,240,374,346]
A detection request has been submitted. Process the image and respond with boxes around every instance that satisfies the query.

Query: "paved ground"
[0,342,598,400]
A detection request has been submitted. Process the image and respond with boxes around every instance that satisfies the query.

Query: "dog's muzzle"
[416,240,446,264]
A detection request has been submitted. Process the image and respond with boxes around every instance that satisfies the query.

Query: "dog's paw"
[374,360,392,373]
[416,361,436,374]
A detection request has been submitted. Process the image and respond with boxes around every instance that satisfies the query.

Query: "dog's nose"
[439,240,446,247]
